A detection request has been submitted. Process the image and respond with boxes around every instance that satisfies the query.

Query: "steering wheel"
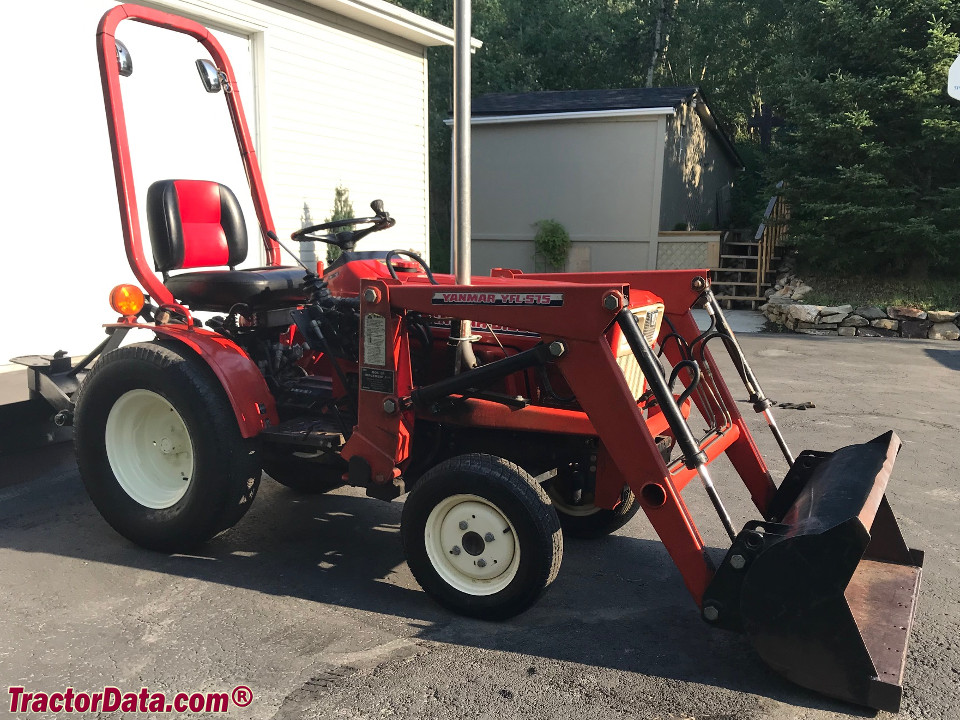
[291,199,396,251]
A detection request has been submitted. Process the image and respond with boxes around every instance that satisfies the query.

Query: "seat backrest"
[146,180,248,271]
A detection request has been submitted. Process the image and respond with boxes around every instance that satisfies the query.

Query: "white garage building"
[1,0,458,365]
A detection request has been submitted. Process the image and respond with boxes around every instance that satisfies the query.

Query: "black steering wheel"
[291,199,396,252]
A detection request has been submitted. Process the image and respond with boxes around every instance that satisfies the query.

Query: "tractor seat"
[164,267,308,312]
[147,179,310,312]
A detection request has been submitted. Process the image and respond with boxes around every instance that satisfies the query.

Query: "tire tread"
[74,340,261,552]
[401,453,562,620]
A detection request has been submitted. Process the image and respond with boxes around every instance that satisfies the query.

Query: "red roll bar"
[96,4,281,306]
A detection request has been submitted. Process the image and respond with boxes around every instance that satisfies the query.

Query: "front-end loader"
[14,4,923,712]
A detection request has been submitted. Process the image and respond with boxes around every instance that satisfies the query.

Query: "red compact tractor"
[15,4,923,712]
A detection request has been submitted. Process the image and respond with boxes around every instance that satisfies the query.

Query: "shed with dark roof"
[457,87,742,273]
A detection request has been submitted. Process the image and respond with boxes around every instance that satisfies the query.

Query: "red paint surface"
[105,323,278,437]
[174,181,230,268]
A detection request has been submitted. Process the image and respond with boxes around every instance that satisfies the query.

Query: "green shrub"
[533,219,571,270]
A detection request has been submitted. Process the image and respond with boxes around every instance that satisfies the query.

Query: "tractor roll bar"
[97,4,282,306]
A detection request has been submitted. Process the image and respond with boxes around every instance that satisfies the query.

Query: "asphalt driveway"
[0,333,956,720]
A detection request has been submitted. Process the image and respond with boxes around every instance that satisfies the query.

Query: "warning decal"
[363,313,387,366]
[431,292,563,307]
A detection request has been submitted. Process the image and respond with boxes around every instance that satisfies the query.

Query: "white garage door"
[1,1,258,365]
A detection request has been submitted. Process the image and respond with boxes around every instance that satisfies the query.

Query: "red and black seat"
[146,179,308,311]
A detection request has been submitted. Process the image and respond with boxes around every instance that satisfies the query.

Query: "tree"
[646,0,679,87]
[391,0,659,270]
[664,0,789,134]
[765,0,960,276]
[324,183,355,265]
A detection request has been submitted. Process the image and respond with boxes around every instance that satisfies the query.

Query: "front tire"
[74,341,261,552]
[401,454,562,620]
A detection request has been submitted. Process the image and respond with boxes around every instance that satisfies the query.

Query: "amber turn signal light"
[109,284,145,317]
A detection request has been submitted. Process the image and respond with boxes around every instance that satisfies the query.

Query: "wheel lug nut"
[476,559,487,568]
[451,546,461,555]
[484,532,495,542]
[458,521,468,530]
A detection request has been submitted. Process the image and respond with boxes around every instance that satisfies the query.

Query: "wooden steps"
[712,190,788,308]
[712,280,764,287]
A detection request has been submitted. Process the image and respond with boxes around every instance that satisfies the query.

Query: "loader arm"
[516,268,780,512]
[348,270,922,712]
[348,276,725,602]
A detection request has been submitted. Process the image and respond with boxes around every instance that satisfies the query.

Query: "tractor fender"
[105,323,278,437]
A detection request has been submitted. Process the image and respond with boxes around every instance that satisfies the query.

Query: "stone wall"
[760,275,960,341]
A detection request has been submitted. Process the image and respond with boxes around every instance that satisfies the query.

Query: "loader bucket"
[702,431,923,712]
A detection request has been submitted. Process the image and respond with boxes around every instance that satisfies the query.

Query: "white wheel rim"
[424,494,520,596]
[545,483,602,517]
[105,389,195,509]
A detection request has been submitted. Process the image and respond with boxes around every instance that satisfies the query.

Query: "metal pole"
[452,0,476,370]
[452,0,471,284]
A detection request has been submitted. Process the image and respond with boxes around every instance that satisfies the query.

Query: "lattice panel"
[657,242,708,270]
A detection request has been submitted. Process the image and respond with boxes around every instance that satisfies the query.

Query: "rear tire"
[401,454,562,620]
[546,437,672,539]
[544,481,640,539]
[261,447,345,494]
[74,341,261,553]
